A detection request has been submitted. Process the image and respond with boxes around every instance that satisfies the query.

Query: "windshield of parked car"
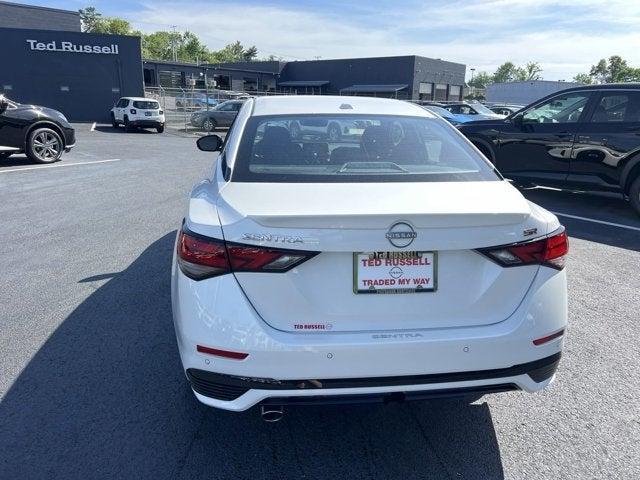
[232,114,499,183]
[468,103,496,115]
[133,100,160,109]
[424,106,454,118]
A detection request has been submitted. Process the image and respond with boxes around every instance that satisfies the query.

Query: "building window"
[159,70,183,88]
[448,85,461,100]
[419,82,433,100]
[243,77,258,92]
[143,68,156,86]
[434,84,447,101]
[213,75,230,90]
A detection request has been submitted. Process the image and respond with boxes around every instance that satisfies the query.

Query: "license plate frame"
[353,251,438,294]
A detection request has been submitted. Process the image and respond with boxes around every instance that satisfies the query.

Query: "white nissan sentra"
[171,95,568,416]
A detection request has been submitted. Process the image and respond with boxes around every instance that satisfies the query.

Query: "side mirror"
[0,98,8,115]
[196,134,223,152]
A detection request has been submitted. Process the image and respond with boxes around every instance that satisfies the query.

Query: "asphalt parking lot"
[1,124,639,480]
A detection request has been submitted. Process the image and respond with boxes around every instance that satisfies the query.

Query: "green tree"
[468,71,492,88]
[573,73,593,84]
[209,41,258,63]
[589,56,640,83]
[79,6,103,32]
[492,62,521,83]
[517,62,543,81]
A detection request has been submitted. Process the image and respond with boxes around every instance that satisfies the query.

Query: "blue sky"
[18,0,640,80]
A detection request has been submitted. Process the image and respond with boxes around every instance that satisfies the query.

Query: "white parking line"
[0,158,121,174]
[90,122,97,131]
[552,211,640,232]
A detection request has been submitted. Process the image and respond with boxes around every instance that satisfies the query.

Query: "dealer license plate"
[353,251,437,294]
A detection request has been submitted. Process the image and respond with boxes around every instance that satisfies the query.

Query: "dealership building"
[0,0,467,121]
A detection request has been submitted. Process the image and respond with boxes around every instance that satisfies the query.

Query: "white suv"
[110,97,165,133]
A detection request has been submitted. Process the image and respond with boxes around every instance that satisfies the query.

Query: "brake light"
[130,108,137,114]
[159,110,164,115]
[478,227,568,270]
[177,229,318,280]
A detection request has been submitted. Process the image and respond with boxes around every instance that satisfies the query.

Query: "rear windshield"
[133,101,159,109]
[231,115,499,183]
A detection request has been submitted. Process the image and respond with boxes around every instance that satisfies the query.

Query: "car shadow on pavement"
[0,153,44,168]
[93,125,160,134]
[522,188,640,252]
[0,232,504,480]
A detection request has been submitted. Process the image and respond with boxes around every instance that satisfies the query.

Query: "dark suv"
[458,84,640,215]
[0,95,75,164]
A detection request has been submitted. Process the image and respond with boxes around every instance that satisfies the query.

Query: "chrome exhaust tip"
[260,405,284,422]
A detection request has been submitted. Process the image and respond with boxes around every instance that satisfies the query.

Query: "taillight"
[177,229,318,280]
[159,110,164,115]
[477,227,568,270]
[130,108,137,114]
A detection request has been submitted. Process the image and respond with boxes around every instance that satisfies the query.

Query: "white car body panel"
[172,95,568,411]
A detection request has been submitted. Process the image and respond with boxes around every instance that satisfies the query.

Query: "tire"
[327,123,342,141]
[124,116,134,132]
[0,152,13,160]
[111,113,118,128]
[26,127,63,164]
[202,118,216,132]
[156,124,165,134]
[629,175,640,217]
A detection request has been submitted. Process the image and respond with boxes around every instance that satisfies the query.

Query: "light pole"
[470,67,476,98]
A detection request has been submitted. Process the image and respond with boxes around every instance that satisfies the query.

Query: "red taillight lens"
[478,227,568,270]
[177,229,318,280]
[177,231,230,280]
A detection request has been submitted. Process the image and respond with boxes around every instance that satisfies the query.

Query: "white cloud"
[132,0,640,80]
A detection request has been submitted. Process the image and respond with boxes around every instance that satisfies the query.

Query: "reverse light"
[177,229,318,280]
[477,227,568,270]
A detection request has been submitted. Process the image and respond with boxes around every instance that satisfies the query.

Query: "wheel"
[202,118,216,132]
[111,113,118,128]
[629,175,640,217]
[289,121,301,139]
[0,152,13,160]
[124,116,134,132]
[327,123,342,141]
[26,128,63,164]
[156,124,165,134]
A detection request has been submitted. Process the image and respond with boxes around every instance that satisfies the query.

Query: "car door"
[114,99,125,121]
[214,102,233,127]
[494,91,593,185]
[569,90,640,190]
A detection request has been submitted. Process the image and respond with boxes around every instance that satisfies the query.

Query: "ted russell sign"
[26,39,119,55]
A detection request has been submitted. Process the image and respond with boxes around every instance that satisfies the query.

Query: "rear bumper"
[172,251,567,411]
[187,352,560,409]
[130,119,164,127]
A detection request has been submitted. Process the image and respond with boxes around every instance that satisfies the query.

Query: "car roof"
[250,95,433,118]
[121,97,156,101]
[553,83,640,93]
